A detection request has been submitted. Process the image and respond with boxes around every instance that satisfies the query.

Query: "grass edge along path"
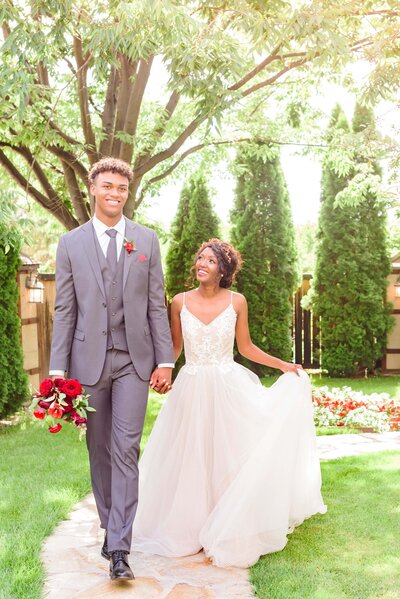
[250,450,400,599]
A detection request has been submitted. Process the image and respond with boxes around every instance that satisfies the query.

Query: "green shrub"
[311,104,392,376]
[230,145,298,375]
[166,172,220,301]
[0,224,29,416]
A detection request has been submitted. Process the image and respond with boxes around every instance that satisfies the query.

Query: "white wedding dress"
[132,294,327,568]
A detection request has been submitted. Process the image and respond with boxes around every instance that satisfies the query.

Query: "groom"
[49,157,174,580]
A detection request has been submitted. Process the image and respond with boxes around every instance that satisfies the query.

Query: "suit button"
[102,331,106,335]
[102,303,106,308]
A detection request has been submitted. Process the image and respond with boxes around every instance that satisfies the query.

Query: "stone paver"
[42,432,400,599]
[316,431,400,459]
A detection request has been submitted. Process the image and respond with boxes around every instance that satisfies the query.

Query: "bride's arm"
[234,294,301,375]
[170,294,184,361]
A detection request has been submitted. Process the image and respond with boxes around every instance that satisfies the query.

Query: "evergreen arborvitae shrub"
[230,146,298,376]
[0,226,29,417]
[165,172,220,373]
[311,104,392,376]
[165,172,220,300]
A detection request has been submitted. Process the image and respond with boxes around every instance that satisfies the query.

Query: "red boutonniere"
[124,238,136,255]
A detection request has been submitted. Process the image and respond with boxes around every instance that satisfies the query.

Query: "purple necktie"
[105,229,117,271]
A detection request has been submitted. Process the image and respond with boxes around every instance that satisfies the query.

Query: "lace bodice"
[180,301,237,374]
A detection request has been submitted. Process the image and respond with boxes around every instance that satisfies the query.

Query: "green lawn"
[309,374,400,397]
[250,451,400,599]
[261,374,400,397]
[0,419,91,599]
[0,393,162,599]
[1,384,399,598]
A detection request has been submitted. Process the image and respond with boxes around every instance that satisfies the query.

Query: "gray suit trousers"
[84,349,149,552]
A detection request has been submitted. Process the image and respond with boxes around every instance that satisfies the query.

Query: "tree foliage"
[0,223,29,417]
[310,103,393,376]
[1,0,397,229]
[230,144,298,376]
[165,172,219,300]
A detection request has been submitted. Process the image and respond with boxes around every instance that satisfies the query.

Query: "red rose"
[63,379,82,398]
[61,399,74,413]
[54,378,66,391]
[33,407,46,419]
[124,240,135,254]
[38,399,51,409]
[48,423,62,433]
[39,378,54,398]
[74,415,87,427]
[48,404,64,419]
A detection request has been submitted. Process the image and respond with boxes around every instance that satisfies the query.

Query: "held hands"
[280,362,303,377]
[150,367,173,394]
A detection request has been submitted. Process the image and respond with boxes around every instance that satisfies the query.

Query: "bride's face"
[195,247,220,284]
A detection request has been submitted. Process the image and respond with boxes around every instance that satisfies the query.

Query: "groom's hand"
[150,367,172,394]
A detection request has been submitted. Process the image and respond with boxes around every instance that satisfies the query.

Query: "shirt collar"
[92,215,126,237]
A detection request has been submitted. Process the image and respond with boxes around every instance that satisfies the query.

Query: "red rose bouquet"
[30,377,94,434]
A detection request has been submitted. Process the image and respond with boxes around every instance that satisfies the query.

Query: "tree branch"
[45,145,89,189]
[133,114,205,177]
[73,35,98,165]
[0,148,79,230]
[111,55,137,157]
[61,160,91,224]
[37,62,50,87]
[134,90,181,172]
[135,135,332,208]
[229,43,284,91]
[48,120,81,146]
[241,56,310,98]
[119,55,154,164]
[13,145,59,200]
[100,64,119,157]
[2,22,11,38]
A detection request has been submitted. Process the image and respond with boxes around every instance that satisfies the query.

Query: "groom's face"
[91,171,129,225]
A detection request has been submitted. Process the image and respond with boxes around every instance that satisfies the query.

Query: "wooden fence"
[18,266,55,389]
[293,274,320,369]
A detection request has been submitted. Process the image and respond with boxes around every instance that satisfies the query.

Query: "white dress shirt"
[50,216,173,374]
[92,214,126,259]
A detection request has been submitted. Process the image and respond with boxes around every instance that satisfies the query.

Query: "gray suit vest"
[94,232,129,352]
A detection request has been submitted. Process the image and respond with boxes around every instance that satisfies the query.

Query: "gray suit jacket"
[49,218,174,385]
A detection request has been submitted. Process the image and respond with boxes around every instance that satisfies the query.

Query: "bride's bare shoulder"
[231,291,247,311]
[171,293,185,311]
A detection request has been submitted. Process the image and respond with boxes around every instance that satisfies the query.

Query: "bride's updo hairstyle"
[195,239,242,289]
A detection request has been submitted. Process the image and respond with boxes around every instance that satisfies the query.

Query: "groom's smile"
[90,171,129,226]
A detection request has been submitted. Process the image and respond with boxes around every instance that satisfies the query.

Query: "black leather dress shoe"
[101,531,109,561]
[109,550,134,580]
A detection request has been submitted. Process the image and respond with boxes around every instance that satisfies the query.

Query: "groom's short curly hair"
[194,239,242,288]
[88,157,133,184]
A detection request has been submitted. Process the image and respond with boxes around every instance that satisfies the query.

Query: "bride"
[132,239,326,568]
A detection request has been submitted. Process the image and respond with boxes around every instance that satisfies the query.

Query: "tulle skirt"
[132,364,326,567]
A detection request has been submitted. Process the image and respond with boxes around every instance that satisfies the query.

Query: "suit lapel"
[123,218,138,290]
[82,221,106,299]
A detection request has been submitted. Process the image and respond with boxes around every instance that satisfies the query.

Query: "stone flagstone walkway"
[42,432,400,599]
